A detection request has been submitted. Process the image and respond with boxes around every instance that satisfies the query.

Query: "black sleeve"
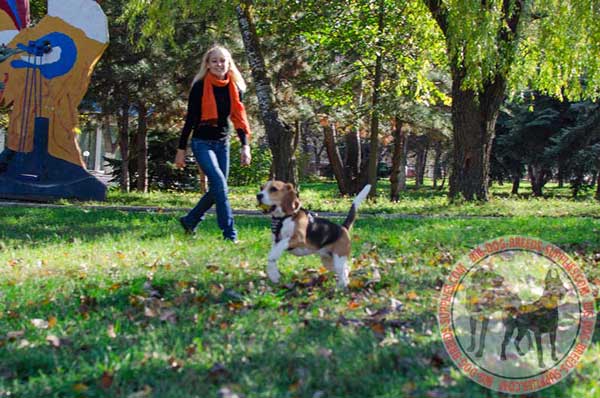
[236,129,248,146]
[178,80,203,150]
[235,88,249,146]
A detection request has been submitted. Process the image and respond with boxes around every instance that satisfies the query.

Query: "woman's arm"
[175,80,203,168]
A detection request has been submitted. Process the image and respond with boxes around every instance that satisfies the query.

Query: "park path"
[0,199,502,219]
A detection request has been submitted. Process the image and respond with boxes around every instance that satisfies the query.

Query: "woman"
[175,45,252,241]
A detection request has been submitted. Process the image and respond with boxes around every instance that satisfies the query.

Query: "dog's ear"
[281,186,300,214]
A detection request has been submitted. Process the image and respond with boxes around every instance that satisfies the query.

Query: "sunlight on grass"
[1,207,599,397]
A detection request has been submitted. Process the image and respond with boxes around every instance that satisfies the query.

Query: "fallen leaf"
[47,316,57,329]
[208,363,231,381]
[144,306,158,318]
[370,322,385,335]
[17,339,30,349]
[348,279,365,290]
[406,291,418,300]
[100,370,113,390]
[31,318,49,329]
[347,301,361,310]
[168,356,183,370]
[402,381,416,394]
[7,330,24,340]
[127,385,153,398]
[46,335,60,347]
[72,383,88,393]
[107,324,117,339]
[159,309,177,324]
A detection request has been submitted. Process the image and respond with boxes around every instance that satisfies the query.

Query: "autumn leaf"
[31,318,49,329]
[370,322,385,335]
[406,291,418,300]
[46,334,61,347]
[72,383,88,393]
[347,301,361,310]
[48,316,57,329]
[167,356,183,370]
[402,381,416,394]
[127,385,153,398]
[7,330,24,340]
[107,324,117,339]
[348,279,365,290]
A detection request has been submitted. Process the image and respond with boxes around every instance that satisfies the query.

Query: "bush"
[228,140,272,186]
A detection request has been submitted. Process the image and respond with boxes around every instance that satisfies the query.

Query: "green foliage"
[0,206,599,397]
[106,130,199,191]
[228,141,272,187]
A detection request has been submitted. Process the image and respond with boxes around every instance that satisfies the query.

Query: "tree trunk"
[117,102,130,193]
[595,169,600,201]
[511,175,520,195]
[366,0,385,198]
[528,164,547,197]
[390,117,407,201]
[449,74,506,201]
[344,129,362,193]
[415,135,429,188]
[236,2,297,185]
[425,0,522,202]
[322,120,349,195]
[102,114,117,154]
[136,102,148,193]
[432,141,443,189]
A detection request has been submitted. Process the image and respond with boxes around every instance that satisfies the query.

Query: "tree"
[423,0,600,200]
[255,0,448,196]
[235,1,298,184]
[123,0,299,185]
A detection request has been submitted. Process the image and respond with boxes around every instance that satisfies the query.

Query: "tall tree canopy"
[424,0,600,200]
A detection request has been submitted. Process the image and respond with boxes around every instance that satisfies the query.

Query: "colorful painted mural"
[0,0,109,201]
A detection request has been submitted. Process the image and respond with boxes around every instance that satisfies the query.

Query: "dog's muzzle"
[256,193,275,214]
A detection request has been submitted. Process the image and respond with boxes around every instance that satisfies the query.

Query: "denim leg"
[186,139,236,240]
[181,140,214,230]
[211,140,237,240]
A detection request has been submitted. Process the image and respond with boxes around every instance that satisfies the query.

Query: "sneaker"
[224,237,239,244]
[179,217,195,235]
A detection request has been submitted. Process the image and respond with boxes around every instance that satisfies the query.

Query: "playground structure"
[0,0,109,201]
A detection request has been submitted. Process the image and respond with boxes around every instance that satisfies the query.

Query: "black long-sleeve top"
[178,79,249,150]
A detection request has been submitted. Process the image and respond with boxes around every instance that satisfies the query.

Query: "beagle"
[256,181,371,288]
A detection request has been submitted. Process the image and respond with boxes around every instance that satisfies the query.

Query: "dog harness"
[271,209,315,243]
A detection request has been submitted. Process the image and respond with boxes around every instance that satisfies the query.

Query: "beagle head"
[256,180,301,216]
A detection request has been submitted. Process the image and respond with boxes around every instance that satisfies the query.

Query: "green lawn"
[1,204,599,397]
[96,179,600,218]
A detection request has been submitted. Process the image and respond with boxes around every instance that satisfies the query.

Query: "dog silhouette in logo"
[500,268,567,367]
[465,267,521,357]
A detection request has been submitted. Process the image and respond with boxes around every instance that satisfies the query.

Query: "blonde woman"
[175,45,252,241]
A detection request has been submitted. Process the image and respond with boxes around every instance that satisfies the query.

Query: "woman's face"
[207,49,229,79]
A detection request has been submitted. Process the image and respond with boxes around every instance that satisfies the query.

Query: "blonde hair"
[192,45,247,92]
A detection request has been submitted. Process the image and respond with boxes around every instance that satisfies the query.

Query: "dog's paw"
[267,263,281,284]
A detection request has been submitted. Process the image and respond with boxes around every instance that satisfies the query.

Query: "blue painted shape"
[5,0,22,29]
[0,117,106,201]
[11,32,77,79]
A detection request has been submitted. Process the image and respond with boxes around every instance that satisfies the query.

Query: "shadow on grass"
[2,267,598,398]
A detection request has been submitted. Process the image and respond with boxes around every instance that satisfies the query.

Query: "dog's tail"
[342,184,371,230]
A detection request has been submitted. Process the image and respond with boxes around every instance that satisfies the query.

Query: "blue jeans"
[181,138,237,240]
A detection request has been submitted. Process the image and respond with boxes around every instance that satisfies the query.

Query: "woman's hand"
[241,145,251,166]
[175,149,186,169]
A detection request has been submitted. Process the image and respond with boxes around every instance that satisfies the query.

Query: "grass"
[93,178,600,218]
[1,204,599,398]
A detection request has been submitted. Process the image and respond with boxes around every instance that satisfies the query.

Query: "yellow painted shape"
[0,16,107,166]
[0,9,17,31]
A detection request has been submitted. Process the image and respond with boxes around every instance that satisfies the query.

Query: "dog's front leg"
[267,238,289,284]
[333,254,349,289]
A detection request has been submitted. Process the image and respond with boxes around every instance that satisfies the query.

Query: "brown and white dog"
[256,181,371,288]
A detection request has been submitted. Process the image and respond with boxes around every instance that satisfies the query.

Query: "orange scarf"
[201,71,252,139]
